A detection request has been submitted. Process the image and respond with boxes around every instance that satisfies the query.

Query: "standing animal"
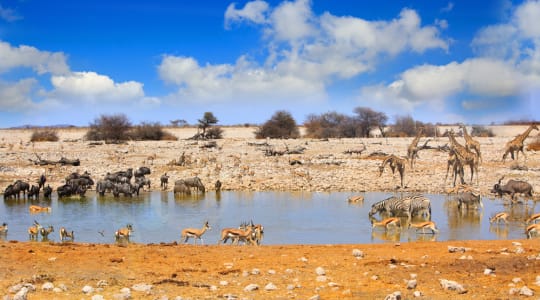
[215,180,222,192]
[0,223,7,235]
[38,174,46,189]
[371,217,401,231]
[27,185,40,199]
[43,185,52,198]
[526,224,540,239]
[456,191,483,210]
[407,127,424,169]
[503,124,538,161]
[459,124,482,162]
[181,221,211,245]
[134,167,151,178]
[39,225,54,240]
[489,212,509,224]
[408,195,432,219]
[96,180,115,196]
[28,220,42,240]
[490,176,533,201]
[160,173,169,190]
[378,155,407,188]
[173,182,191,195]
[368,196,412,221]
[175,177,205,193]
[218,223,255,245]
[59,227,75,242]
[408,221,439,234]
[447,130,479,185]
[115,224,133,241]
[445,149,466,187]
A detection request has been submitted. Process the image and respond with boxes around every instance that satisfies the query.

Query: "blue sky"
[0,0,539,127]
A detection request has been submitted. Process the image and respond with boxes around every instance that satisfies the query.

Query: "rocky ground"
[0,126,540,299]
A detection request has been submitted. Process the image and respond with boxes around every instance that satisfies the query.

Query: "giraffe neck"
[516,125,535,143]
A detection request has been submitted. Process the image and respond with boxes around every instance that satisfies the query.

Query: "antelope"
[218,223,255,245]
[40,225,54,240]
[28,220,42,240]
[526,224,540,239]
[59,227,75,242]
[115,224,133,241]
[408,221,439,234]
[489,212,509,224]
[181,221,211,245]
[371,217,401,231]
[0,222,7,235]
[29,205,51,213]
[347,195,364,203]
[526,213,540,224]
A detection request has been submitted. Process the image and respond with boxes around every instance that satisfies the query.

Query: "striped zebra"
[406,195,431,219]
[368,196,412,220]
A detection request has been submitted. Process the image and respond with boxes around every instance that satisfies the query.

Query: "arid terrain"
[1,125,540,299]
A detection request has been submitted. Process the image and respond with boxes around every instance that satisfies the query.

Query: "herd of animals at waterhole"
[0,124,539,243]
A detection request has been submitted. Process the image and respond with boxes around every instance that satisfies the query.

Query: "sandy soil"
[0,126,539,299]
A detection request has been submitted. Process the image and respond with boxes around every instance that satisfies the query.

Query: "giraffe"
[444,148,465,187]
[378,154,407,188]
[502,124,539,161]
[459,125,482,162]
[447,130,479,185]
[407,127,424,169]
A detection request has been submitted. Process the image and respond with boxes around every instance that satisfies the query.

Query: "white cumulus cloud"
[0,41,69,75]
[225,0,269,28]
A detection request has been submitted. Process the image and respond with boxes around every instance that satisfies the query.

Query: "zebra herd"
[368,194,435,234]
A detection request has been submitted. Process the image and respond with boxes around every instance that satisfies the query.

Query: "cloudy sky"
[0,0,539,127]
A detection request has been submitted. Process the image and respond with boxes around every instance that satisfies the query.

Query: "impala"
[371,217,401,231]
[181,221,211,245]
[489,212,509,224]
[408,221,439,234]
[525,213,540,224]
[28,220,42,240]
[115,224,133,241]
[526,224,540,239]
[59,227,75,242]
[40,225,54,240]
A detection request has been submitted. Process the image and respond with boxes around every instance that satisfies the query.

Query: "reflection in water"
[489,223,509,238]
[0,191,534,244]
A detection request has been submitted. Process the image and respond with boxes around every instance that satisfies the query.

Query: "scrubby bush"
[387,115,438,137]
[205,127,223,139]
[130,122,178,141]
[86,114,132,142]
[30,129,59,142]
[471,126,495,137]
[255,110,300,139]
[304,112,351,138]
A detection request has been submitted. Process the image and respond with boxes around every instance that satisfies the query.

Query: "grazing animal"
[28,220,42,240]
[371,217,401,231]
[526,224,540,239]
[59,227,75,242]
[378,155,407,188]
[160,173,169,190]
[490,176,533,201]
[456,191,483,210]
[409,221,439,234]
[215,179,222,192]
[525,213,540,224]
[503,124,538,161]
[175,177,205,193]
[115,224,133,241]
[134,166,151,178]
[369,196,412,221]
[218,223,255,245]
[489,212,509,224]
[43,185,52,198]
[27,185,40,199]
[407,195,432,219]
[181,221,211,245]
[39,225,54,240]
[0,222,7,235]
[173,182,192,195]
[29,205,51,213]
[38,174,47,189]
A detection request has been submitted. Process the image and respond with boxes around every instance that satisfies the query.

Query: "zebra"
[368,196,412,221]
[406,195,432,219]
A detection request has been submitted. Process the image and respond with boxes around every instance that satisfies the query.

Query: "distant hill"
[8,124,77,129]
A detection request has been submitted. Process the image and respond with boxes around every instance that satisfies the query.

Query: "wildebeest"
[134,167,151,178]
[38,174,46,189]
[175,177,205,193]
[113,183,138,197]
[215,180,222,192]
[3,180,30,199]
[105,168,133,184]
[27,185,40,199]
[43,185,53,198]
[134,177,151,191]
[491,176,533,201]
[160,173,169,190]
[96,180,115,196]
[57,184,87,198]
[173,182,192,195]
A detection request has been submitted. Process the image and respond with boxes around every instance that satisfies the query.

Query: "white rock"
[308,295,320,300]
[407,279,417,289]
[132,283,152,293]
[41,282,54,291]
[299,257,308,262]
[82,285,94,294]
[287,284,295,290]
[439,279,466,294]
[244,283,259,292]
[484,268,494,275]
[251,268,260,275]
[352,249,364,258]
[413,290,423,297]
[219,280,229,286]
[315,267,326,276]
[14,287,29,300]
[316,275,327,282]
[512,277,522,283]
[264,283,277,291]
[91,295,104,300]
[520,286,534,296]
[267,269,276,275]
[384,291,402,300]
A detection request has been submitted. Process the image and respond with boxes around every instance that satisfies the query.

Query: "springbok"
[526,224,540,239]
[371,217,401,231]
[181,221,211,245]
[347,195,364,203]
[40,225,54,240]
[28,220,42,240]
[0,222,7,235]
[218,223,254,245]
[59,227,75,242]
[489,212,509,224]
[526,213,540,224]
[115,224,133,241]
[29,205,51,213]
[408,221,439,234]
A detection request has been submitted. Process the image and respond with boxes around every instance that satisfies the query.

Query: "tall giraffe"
[407,127,424,169]
[502,124,539,161]
[447,130,479,185]
[459,125,481,162]
[378,154,407,188]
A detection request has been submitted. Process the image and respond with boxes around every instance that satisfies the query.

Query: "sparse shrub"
[130,122,168,140]
[304,112,349,138]
[205,127,223,139]
[255,110,300,139]
[86,114,132,142]
[471,126,495,137]
[30,129,59,142]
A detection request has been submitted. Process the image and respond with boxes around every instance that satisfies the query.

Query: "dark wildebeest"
[215,180,222,192]
[43,185,53,198]
[491,176,533,201]
[3,184,17,199]
[160,173,169,190]
[28,185,40,199]
[456,191,483,210]
[113,183,137,197]
[38,174,46,189]
[96,180,115,196]
[173,182,192,195]
[134,167,151,178]
[57,184,86,198]
[175,177,205,193]
[14,180,30,198]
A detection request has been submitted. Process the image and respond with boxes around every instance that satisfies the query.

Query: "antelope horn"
[498,175,505,185]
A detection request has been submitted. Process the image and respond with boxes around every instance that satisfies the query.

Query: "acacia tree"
[353,107,388,137]
[255,110,300,139]
[194,112,222,139]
